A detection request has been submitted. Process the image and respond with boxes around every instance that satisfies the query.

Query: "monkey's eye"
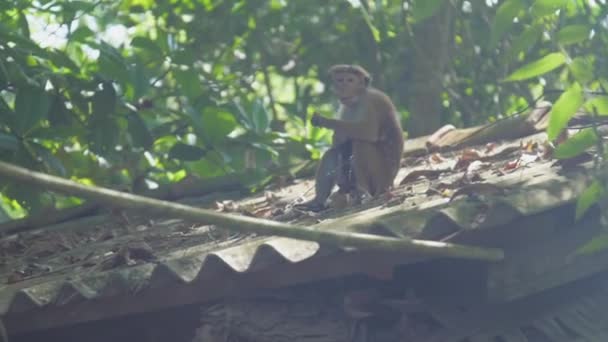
[346,77,355,83]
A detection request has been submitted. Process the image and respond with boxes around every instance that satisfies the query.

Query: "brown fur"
[296,65,403,212]
[314,86,404,196]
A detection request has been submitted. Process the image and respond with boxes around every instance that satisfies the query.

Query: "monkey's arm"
[312,113,380,142]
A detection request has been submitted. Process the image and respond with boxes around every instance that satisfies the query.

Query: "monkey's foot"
[294,199,327,212]
[329,192,349,209]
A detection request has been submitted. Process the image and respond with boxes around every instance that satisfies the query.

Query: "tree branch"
[0,161,504,262]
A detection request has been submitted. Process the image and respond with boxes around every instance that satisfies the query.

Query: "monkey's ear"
[363,74,372,87]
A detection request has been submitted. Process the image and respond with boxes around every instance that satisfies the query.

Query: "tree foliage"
[0,0,607,220]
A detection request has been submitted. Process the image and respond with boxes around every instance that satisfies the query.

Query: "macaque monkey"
[296,64,404,211]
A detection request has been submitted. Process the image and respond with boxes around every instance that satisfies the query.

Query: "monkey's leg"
[352,142,393,197]
[336,140,355,194]
[294,147,340,212]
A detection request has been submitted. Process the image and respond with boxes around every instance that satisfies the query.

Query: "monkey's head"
[327,64,371,106]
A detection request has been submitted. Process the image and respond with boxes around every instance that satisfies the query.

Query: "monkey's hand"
[311,113,329,128]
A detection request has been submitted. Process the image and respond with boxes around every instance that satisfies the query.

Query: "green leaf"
[584,96,608,115]
[235,99,272,135]
[411,0,446,23]
[129,61,148,99]
[47,49,79,71]
[127,112,154,149]
[554,128,597,159]
[576,231,608,255]
[28,141,67,177]
[169,143,207,161]
[507,24,543,61]
[531,0,568,17]
[490,0,524,47]
[575,180,603,221]
[251,100,272,134]
[96,41,129,84]
[547,83,584,140]
[557,25,591,45]
[201,108,237,145]
[131,37,163,55]
[70,26,94,42]
[187,150,226,177]
[17,10,30,38]
[359,5,380,41]
[174,69,203,100]
[568,56,594,85]
[48,95,73,127]
[504,52,566,82]
[0,23,46,57]
[92,82,117,117]
[0,132,18,151]
[270,0,285,10]
[88,117,120,154]
[14,86,51,135]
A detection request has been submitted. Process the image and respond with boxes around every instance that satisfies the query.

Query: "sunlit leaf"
[251,100,272,134]
[490,0,524,47]
[554,128,597,159]
[410,0,446,23]
[584,96,608,116]
[153,135,178,151]
[576,180,603,221]
[4,182,44,213]
[358,5,380,41]
[28,141,67,177]
[531,0,568,17]
[557,25,591,45]
[201,108,237,145]
[169,143,207,161]
[14,86,50,135]
[504,52,566,82]
[568,56,594,85]
[547,83,584,140]
[270,0,285,10]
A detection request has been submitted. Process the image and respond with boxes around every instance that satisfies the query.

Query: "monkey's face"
[331,71,366,106]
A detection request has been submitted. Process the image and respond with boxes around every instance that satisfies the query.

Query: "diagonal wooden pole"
[0,161,504,261]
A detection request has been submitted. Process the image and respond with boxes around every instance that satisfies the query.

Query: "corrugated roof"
[0,117,598,332]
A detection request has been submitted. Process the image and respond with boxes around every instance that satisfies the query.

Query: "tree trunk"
[408,3,454,137]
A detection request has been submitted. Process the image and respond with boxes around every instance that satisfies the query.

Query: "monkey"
[296,64,404,212]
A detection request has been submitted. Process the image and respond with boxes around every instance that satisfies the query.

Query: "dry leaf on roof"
[449,183,507,202]
[504,159,521,171]
[399,169,450,185]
